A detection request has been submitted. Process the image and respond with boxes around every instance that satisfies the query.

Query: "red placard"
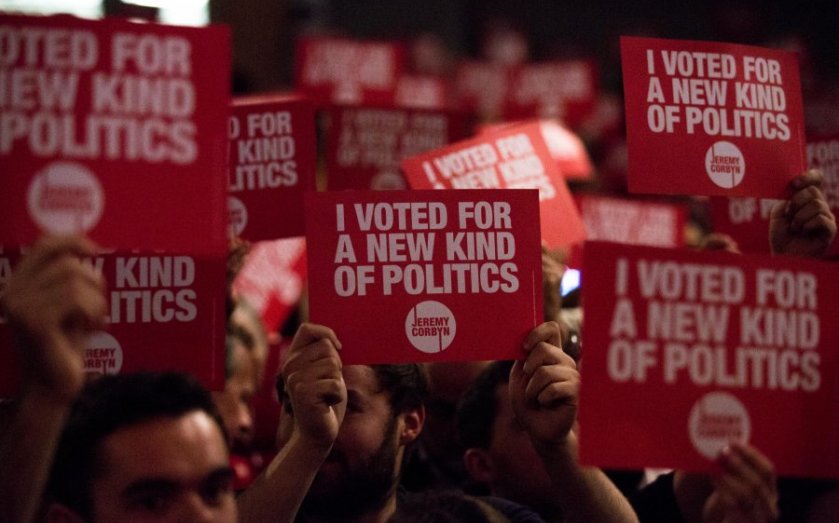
[401,122,587,249]
[578,195,686,246]
[325,105,471,190]
[0,248,227,396]
[580,241,839,477]
[304,189,543,364]
[807,135,839,257]
[394,75,451,110]
[453,61,510,120]
[479,120,594,181]
[295,36,405,107]
[621,36,805,198]
[503,60,598,130]
[0,15,230,255]
[708,197,775,254]
[232,238,308,336]
[228,94,316,241]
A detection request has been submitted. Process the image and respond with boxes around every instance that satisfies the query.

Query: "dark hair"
[370,364,429,415]
[47,372,226,517]
[455,361,513,450]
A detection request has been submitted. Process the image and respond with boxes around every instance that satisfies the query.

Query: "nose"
[234,403,254,445]
[177,492,217,523]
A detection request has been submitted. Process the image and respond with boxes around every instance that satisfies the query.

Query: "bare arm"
[236,323,346,523]
[0,236,106,523]
[509,322,639,523]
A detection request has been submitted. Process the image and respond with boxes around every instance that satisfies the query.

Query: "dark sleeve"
[630,473,685,523]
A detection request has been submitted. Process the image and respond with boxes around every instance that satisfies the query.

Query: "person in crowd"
[768,169,836,257]
[239,319,640,523]
[236,322,427,523]
[213,326,258,453]
[0,236,237,523]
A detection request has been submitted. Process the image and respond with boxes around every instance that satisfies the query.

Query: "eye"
[201,472,235,505]
[128,492,172,514]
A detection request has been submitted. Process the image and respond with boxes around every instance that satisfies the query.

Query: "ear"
[464,447,496,484]
[45,504,87,523]
[398,404,425,446]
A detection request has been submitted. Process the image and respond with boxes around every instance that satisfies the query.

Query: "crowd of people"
[0,169,835,523]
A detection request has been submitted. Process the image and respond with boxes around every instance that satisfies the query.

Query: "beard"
[300,416,400,521]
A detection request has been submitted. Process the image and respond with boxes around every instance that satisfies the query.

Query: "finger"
[521,321,561,355]
[524,367,579,407]
[727,443,777,493]
[799,210,836,237]
[283,338,342,376]
[790,169,824,191]
[786,185,826,220]
[715,453,777,521]
[522,340,575,376]
[289,323,342,352]
[15,236,100,277]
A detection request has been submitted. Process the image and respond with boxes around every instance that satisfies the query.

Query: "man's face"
[279,365,403,520]
[212,340,256,450]
[486,383,559,519]
[88,410,236,523]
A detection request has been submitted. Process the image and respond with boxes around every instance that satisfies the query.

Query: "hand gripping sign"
[0,15,230,254]
[621,36,805,198]
[0,248,227,396]
[401,122,586,249]
[579,241,839,477]
[228,94,316,240]
[304,189,543,365]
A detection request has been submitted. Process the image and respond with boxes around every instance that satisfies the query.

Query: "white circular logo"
[228,196,248,237]
[705,141,745,189]
[84,331,123,375]
[404,300,456,354]
[27,162,104,234]
[688,391,751,460]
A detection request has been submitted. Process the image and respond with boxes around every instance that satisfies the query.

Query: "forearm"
[0,389,73,523]
[534,432,639,523]
[236,434,330,523]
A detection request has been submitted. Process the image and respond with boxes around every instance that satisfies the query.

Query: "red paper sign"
[304,189,543,364]
[479,120,594,180]
[394,75,451,110]
[453,61,509,120]
[0,248,227,396]
[578,195,685,247]
[504,60,598,129]
[580,241,839,477]
[0,15,230,254]
[401,122,587,248]
[325,105,471,190]
[228,94,316,241]
[807,135,839,257]
[232,238,308,336]
[621,36,805,198]
[295,36,405,107]
[708,197,775,254]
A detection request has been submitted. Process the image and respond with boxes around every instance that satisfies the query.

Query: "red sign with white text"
[394,75,451,110]
[479,120,594,180]
[453,61,509,120]
[295,37,405,107]
[0,15,230,254]
[807,135,839,257]
[504,60,598,129]
[578,195,686,247]
[708,197,775,254]
[401,122,586,248]
[0,249,227,396]
[228,95,316,240]
[326,105,471,190]
[304,190,542,364]
[621,36,805,198]
[233,238,308,336]
[580,241,839,477]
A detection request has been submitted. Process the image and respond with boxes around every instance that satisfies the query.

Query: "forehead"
[342,365,382,397]
[95,411,229,488]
